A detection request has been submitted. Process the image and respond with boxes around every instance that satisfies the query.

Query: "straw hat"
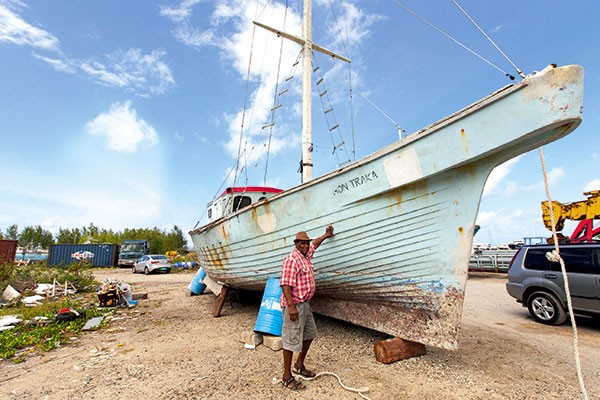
[293,231,311,243]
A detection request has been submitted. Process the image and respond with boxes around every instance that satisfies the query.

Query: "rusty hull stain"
[311,285,464,350]
[203,242,231,270]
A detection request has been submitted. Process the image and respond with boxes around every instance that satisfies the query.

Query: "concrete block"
[239,331,263,346]
[374,337,426,364]
[262,335,282,351]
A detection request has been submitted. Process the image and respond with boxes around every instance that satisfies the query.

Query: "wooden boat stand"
[212,285,229,317]
[374,337,427,363]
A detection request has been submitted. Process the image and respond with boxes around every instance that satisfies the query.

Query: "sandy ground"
[1,269,599,400]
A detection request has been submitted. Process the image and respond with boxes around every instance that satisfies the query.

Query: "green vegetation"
[0,299,112,361]
[0,261,97,294]
[2,223,188,254]
[0,262,110,361]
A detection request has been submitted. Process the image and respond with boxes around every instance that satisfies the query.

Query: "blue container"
[48,244,119,267]
[254,277,283,336]
[188,267,207,295]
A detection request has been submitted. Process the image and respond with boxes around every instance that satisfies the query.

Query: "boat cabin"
[206,186,283,223]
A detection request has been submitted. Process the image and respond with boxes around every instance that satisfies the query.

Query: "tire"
[144,266,150,275]
[527,291,567,325]
[132,266,136,274]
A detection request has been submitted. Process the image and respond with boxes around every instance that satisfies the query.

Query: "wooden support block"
[132,293,148,300]
[374,337,426,364]
[262,335,283,351]
[212,286,229,317]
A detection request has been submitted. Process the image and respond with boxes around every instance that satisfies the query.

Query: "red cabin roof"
[215,186,283,200]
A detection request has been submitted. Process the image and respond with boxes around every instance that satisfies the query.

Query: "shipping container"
[48,244,119,267]
[0,240,18,263]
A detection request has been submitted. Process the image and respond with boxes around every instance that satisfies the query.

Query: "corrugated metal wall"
[48,244,119,267]
[0,240,18,263]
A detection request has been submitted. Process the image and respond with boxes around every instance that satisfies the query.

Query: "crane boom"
[541,190,600,242]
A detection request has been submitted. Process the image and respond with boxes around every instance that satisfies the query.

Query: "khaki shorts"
[281,301,317,352]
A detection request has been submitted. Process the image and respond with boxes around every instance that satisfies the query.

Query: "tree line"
[0,223,189,254]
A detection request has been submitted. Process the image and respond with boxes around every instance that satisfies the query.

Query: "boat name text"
[333,171,379,195]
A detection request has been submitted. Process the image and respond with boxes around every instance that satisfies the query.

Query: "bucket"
[188,267,207,295]
[254,277,283,336]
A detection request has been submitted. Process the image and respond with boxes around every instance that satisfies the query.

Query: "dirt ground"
[1,269,599,400]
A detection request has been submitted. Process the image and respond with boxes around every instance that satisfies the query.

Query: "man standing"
[280,225,334,391]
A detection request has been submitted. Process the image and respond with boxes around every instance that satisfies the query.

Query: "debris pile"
[96,278,135,307]
[1,279,78,307]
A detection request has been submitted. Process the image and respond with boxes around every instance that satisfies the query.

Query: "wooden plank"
[374,337,426,364]
[212,286,229,317]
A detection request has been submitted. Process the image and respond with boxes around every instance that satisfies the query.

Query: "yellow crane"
[541,190,600,243]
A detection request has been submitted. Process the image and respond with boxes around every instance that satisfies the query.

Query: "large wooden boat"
[190,1,584,350]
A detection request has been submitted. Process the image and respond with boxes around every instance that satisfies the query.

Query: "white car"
[132,254,172,274]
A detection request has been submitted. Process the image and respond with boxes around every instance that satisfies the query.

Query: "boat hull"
[190,64,583,350]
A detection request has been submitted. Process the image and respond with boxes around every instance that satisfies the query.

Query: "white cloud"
[32,54,76,73]
[174,132,184,144]
[86,101,159,153]
[546,167,565,185]
[159,0,202,23]
[583,178,600,192]
[483,156,520,196]
[79,48,175,96]
[318,0,383,49]
[483,156,567,197]
[0,2,59,50]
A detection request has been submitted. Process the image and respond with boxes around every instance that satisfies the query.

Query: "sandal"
[293,363,316,378]
[282,375,305,390]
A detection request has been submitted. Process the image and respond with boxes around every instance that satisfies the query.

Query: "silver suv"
[506,243,600,325]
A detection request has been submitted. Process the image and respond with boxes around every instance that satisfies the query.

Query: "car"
[506,243,600,325]
[132,254,172,274]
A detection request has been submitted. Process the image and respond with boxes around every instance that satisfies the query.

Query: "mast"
[301,0,313,182]
[252,3,350,183]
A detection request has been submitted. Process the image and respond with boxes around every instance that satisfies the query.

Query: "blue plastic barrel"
[188,267,207,295]
[254,277,283,336]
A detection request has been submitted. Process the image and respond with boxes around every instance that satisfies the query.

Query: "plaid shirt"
[280,243,316,307]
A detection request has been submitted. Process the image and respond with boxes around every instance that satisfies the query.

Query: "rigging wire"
[348,65,356,162]
[233,5,260,189]
[326,0,356,162]
[357,91,405,139]
[264,0,290,185]
[451,0,525,79]
[390,0,516,80]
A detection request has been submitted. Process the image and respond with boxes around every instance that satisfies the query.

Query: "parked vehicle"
[118,240,150,267]
[506,243,600,325]
[132,254,172,274]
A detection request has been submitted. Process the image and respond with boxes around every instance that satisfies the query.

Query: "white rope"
[538,147,589,400]
[295,371,371,400]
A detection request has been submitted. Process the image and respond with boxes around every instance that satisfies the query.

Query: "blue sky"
[1,0,599,245]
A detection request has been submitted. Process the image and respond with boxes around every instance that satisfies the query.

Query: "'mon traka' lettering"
[333,171,379,195]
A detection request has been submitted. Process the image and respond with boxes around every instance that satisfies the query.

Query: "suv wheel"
[527,291,567,325]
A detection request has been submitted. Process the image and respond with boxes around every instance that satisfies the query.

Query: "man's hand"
[325,225,334,238]
[313,224,334,250]
[288,304,299,321]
